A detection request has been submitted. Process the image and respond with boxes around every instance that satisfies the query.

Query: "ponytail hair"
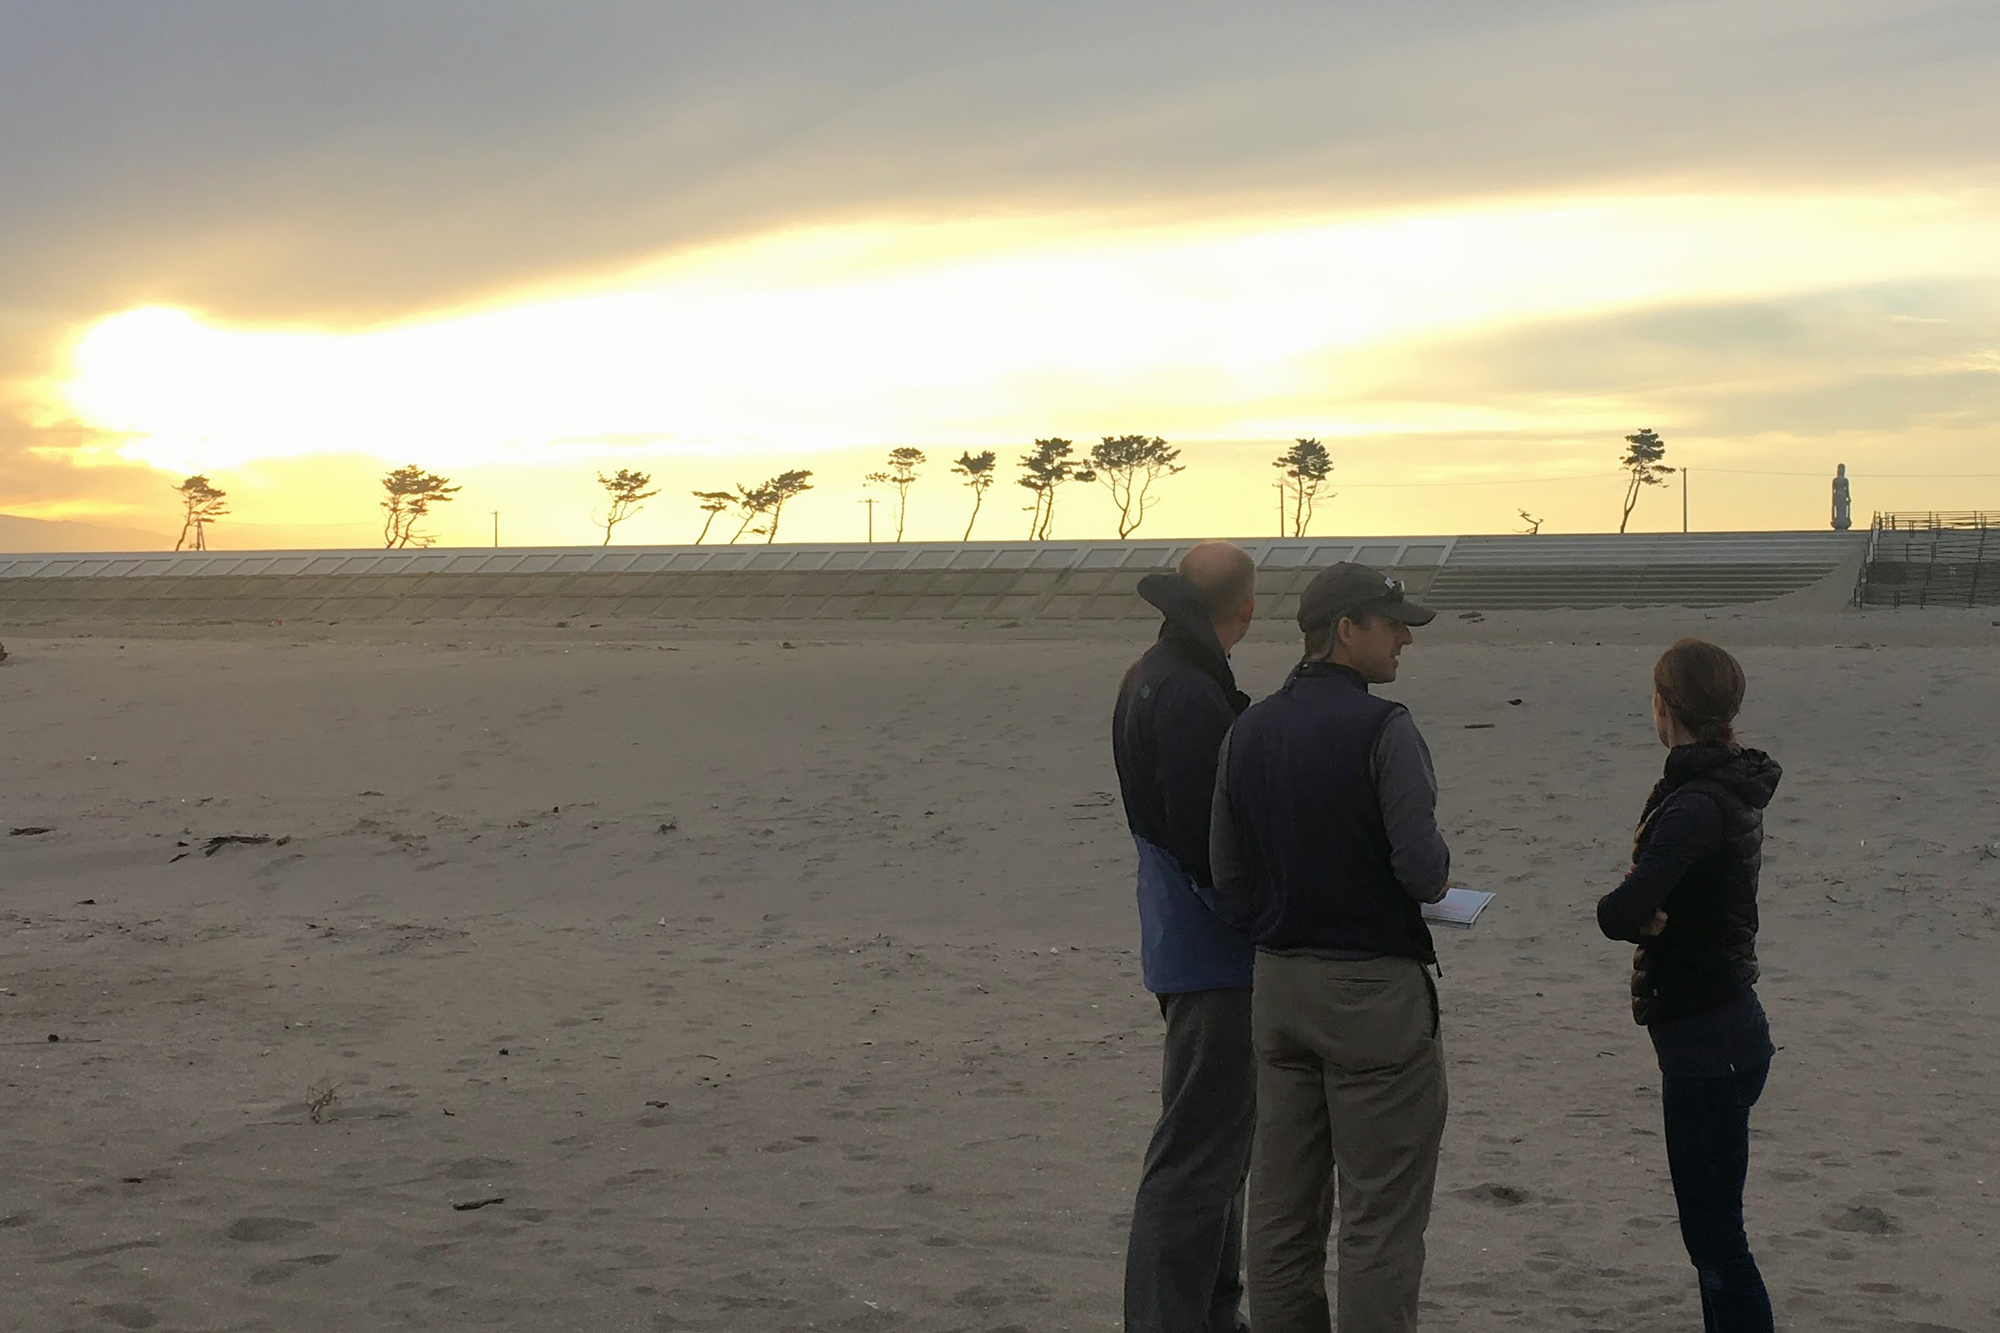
[1653,638,1745,745]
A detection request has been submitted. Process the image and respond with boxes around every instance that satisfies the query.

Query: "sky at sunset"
[3,1,1998,549]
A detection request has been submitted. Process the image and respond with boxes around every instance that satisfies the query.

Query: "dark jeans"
[1661,1058,1774,1333]
[1125,987,1256,1333]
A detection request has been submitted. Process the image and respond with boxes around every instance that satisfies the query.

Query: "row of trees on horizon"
[167,429,1677,551]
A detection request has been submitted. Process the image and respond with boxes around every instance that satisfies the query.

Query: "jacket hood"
[1137,572,1242,702]
[1665,743,1782,811]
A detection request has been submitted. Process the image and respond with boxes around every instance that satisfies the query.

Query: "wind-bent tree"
[172,474,228,551]
[726,471,814,543]
[1617,427,1672,533]
[1518,508,1544,535]
[595,468,659,545]
[1017,438,1094,540]
[864,447,926,542]
[727,481,776,543]
[691,490,735,543]
[1272,438,1335,537]
[758,470,813,543]
[1090,434,1182,538]
[952,450,997,540]
[380,465,461,548]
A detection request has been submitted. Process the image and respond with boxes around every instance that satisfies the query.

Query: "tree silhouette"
[726,471,814,543]
[759,470,813,543]
[691,490,734,543]
[380,466,461,548]
[864,447,926,542]
[727,481,775,543]
[1090,434,1182,538]
[1272,438,1335,537]
[1517,508,1544,535]
[1017,438,1094,540]
[952,450,997,541]
[595,469,659,545]
[1617,427,1672,533]
[171,475,228,551]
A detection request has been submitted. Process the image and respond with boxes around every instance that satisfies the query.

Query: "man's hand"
[1639,911,1669,938]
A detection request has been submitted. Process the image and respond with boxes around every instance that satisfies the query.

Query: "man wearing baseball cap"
[1209,562,1452,1333]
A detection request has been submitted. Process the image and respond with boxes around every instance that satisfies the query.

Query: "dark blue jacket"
[1112,574,1255,993]
[1221,662,1438,966]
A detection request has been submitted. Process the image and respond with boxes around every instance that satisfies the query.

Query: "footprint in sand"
[226,1217,316,1243]
[1827,1203,1899,1235]
[442,1156,515,1180]
[92,1305,159,1330]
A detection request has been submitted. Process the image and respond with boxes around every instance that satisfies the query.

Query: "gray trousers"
[1246,953,1448,1333]
[1125,987,1257,1333]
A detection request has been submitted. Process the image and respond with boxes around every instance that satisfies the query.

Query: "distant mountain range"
[0,513,174,552]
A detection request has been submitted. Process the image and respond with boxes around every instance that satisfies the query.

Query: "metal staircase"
[1854,512,1999,608]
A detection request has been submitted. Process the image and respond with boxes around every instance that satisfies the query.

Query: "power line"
[1334,472,1612,489]
[1332,466,2000,488]
[1699,466,2000,479]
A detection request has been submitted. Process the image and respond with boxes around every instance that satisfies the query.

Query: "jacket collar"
[1137,573,1246,706]
[1288,658,1370,692]
[1663,742,1782,808]
[1647,742,1784,817]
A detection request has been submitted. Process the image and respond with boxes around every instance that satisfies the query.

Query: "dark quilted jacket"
[1629,744,1782,1025]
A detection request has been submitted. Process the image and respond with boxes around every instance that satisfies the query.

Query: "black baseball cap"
[1296,562,1437,632]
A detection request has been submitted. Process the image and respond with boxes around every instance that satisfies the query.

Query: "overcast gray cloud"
[3,0,1997,527]
[1333,279,2000,459]
[3,0,1997,329]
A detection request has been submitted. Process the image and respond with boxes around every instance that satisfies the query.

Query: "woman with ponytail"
[1597,638,1781,1332]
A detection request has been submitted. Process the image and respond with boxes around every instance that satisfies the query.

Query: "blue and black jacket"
[1111,574,1255,994]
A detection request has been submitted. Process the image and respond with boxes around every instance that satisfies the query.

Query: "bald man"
[1112,540,1259,1333]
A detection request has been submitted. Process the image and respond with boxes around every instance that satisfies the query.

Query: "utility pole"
[492,511,500,547]
[1681,469,1689,533]
[860,497,877,543]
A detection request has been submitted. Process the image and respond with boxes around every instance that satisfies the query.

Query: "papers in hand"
[1422,888,1494,929]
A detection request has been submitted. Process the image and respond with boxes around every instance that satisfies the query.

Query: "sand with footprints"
[3,609,1996,1330]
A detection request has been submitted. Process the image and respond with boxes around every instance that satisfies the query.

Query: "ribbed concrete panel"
[1443,533,1850,567]
[0,533,1865,623]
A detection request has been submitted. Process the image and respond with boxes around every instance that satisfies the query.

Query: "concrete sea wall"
[0,532,1866,625]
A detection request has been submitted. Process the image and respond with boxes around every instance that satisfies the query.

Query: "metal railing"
[1871,511,1996,532]
[1856,512,2000,608]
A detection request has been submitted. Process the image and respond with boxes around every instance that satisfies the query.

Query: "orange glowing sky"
[4,3,1999,548]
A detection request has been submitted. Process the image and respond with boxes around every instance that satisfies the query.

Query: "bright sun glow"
[54,190,2000,479]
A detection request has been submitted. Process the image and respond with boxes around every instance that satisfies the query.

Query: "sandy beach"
[3,609,1996,1332]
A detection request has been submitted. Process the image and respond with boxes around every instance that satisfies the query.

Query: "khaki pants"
[1246,953,1448,1333]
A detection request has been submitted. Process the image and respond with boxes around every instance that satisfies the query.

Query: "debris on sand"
[9,827,52,837]
[451,1196,505,1212]
[306,1082,341,1124]
[202,835,275,857]
[169,834,290,863]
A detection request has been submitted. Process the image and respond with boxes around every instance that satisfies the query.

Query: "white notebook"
[1422,888,1494,929]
